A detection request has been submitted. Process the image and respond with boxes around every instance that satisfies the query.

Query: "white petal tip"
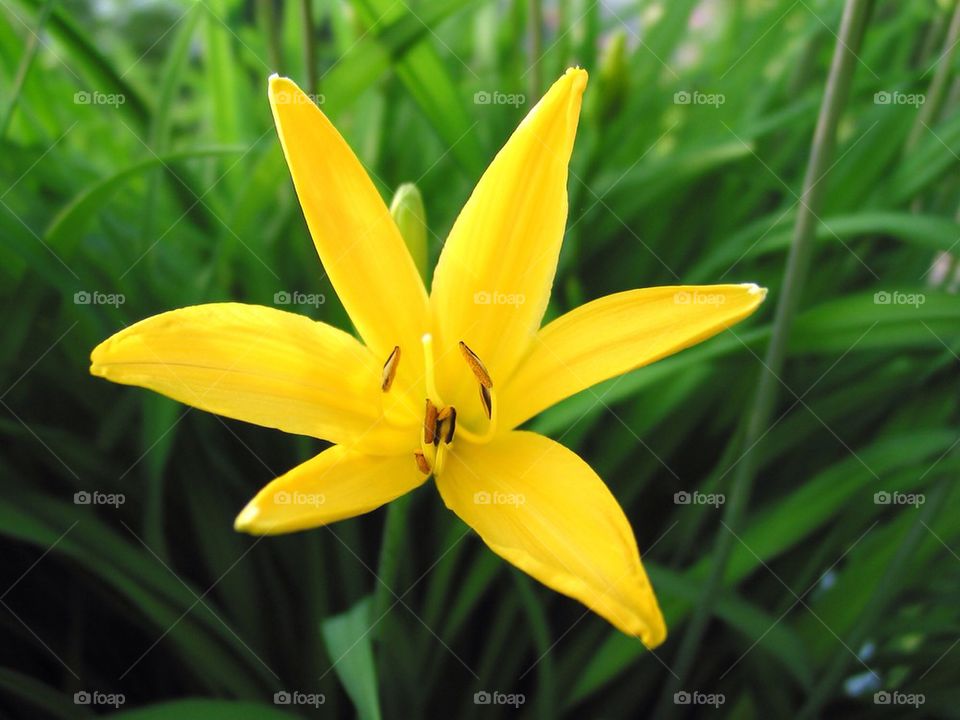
[741,283,767,299]
[234,504,260,532]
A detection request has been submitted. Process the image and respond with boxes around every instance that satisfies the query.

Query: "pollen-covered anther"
[479,384,493,420]
[424,399,438,444]
[414,451,431,475]
[458,341,493,388]
[381,345,400,392]
[441,407,457,444]
[435,406,457,446]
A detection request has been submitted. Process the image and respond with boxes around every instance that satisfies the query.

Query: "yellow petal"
[269,75,429,392]
[234,444,424,534]
[90,303,416,453]
[501,284,767,428]
[429,69,587,425]
[435,431,666,646]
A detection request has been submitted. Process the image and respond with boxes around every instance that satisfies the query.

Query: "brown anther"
[479,384,492,420]
[443,407,457,444]
[459,341,493,388]
[414,451,431,475]
[381,346,400,392]
[423,399,438,444]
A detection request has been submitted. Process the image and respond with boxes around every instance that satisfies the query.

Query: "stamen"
[424,399,438,444]
[479,384,493,420]
[414,451,431,475]
[381,346,400,392]
[459,341,493,388]
[443,407,457,444]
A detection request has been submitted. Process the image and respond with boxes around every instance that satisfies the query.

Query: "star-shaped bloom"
[91,68,766,647]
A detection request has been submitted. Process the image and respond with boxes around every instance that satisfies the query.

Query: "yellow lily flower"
[90,68,766,648]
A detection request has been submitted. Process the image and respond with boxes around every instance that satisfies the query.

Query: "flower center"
[401,334,497,476]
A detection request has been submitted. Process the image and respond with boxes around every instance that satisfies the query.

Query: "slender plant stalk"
[513,574,556,720]
[654,2,874,716]
[372,492,411,633]
[0,0,56,138]
[798,480,948,719]
[906,0,960,153]
[257,0,283,72]
[528,0,543,100]
[300,0,318,95]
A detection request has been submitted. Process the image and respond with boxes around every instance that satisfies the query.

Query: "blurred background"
[1,0,958,717]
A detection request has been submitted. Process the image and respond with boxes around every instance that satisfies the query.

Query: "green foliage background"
[1,0,958,717]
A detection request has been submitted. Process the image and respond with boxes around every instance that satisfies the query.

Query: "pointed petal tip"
[741,283,768,301]
[564,66,589,94]
[234,503,261,533]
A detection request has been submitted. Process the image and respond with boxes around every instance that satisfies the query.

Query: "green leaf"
[321,596,383,720]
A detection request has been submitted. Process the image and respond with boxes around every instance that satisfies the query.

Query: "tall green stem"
[906,0,960,153]
[0,0,55,139]
[300,0,318,95]
[654,2,874,716]
[527,0,543,100]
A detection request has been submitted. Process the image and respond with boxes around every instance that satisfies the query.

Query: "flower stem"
[372,492,411,636]
[0,0,55,139]
[654,1,874,715]
[300,0,318,95]
[527,0,543,100]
